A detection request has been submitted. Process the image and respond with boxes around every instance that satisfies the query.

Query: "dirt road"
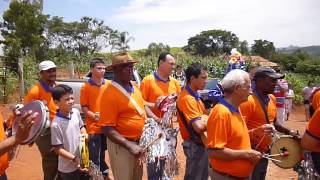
[4,106,307,180]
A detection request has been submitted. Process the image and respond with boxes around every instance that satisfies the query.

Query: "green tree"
[251,39,275,59]
[110,31,134,52]
[183,29,239,56]
[0,1,48,67]
[146,42,170,56]
[239,40,249,54]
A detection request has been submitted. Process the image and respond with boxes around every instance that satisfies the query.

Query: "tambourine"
[12,100,50,145]
[269,135,302,169]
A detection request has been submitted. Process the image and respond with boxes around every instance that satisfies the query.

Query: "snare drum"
[12,100,50,145]
[269,134,302,169]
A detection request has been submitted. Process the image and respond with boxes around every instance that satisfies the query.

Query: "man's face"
[192,70,208,90]
[91,63,105,79]
[237,76,252,103]
[160,55,176,75]
[262,76,278,94]
[115,63,134,81]
[40,68,56,82]
[56,93,74,113]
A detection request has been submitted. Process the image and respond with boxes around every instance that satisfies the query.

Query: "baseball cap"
[254,67,285,79]
[39,60,57,71]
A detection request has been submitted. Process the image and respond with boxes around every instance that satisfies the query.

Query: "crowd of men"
[0,51,319,180]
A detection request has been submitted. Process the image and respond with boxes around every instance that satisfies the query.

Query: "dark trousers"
[59,170,89,180]
[249,158,268,180]
[0,173,7,180]
[147,158,166,180]
[35,128,59,180]
[182,140,208,180]
[311,152,320,175]
[88,134,109,177]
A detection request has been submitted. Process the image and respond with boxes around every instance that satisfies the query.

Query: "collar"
[153,72,170,83]
[56,110,73,120]
[125,84,134,93]
[253,89,270,105]
[88,78,105,87]
[219,98,239,113]
[186,86,200,101]
[39,80,54,93]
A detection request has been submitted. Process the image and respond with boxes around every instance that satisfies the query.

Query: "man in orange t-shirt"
[176,62,209,180]
[0,110,36,179]
[310,87,320,117]
[207,69,261,179]
[301,107,320,175]
[99,52,145,180]
[80,58,111,179]
[24,60,59,180]
[240,67,299,180]
[140,52,181,179]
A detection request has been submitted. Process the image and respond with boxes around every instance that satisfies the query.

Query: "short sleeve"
[24,86,39,104]
[306,108,320,139]
[140,78,149,101]
[51,121,63,146]
[179,96,204,124]
[80,83,89,107]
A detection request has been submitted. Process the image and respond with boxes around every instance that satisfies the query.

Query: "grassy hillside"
[278,45,320,57]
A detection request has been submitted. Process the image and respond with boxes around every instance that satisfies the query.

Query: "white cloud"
[107,0,320,49]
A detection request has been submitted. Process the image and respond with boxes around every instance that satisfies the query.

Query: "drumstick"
[142,133,163,152]
[262,154,282,162]
[267,151,289,157]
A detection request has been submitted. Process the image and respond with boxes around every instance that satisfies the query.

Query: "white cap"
[39,60,56,71]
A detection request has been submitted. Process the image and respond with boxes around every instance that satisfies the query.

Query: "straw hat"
[107,52,138,70]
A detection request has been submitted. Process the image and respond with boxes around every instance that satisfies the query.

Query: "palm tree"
[110,31,135,52]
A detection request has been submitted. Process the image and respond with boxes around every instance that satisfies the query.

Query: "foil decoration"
[139,93,179,179]
[88,161,104,180]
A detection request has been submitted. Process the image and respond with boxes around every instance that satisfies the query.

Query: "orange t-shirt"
[306,107,320,139]
[80,79,110,134]
[176,88,207,140]
[99,82,146,140]
[140,73,181,118]
[239,94,277,152]
[24,81,57,121]
[0,114,9,175]
[207,102,253,178]
[311,90,320,110]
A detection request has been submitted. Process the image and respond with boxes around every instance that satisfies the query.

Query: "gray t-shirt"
[51,108,84,173]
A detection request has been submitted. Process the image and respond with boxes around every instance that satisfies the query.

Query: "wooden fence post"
[68,61,75,79]
[18,58,24,101]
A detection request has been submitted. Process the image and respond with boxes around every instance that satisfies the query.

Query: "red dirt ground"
[2,105,307,180]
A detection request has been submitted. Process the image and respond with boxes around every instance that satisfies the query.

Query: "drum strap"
[176,106,203,145]
[111,81,145,117]
[254,92,270,124]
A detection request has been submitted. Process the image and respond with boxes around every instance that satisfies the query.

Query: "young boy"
[51,84,87,180]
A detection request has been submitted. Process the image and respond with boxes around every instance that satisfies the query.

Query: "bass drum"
[270,135,302,169]
[12,100,50,145]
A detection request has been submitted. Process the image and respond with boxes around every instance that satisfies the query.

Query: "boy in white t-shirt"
[51,84,88,180]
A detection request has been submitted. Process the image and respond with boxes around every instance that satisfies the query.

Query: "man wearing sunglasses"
[240,67,300,180]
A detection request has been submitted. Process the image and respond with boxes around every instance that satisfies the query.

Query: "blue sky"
[1,0,320,51]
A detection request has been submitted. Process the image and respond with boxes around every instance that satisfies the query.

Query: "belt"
[212,169,248,180]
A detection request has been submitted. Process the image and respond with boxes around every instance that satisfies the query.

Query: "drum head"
[12,100,48,145]
[270,136,302,169]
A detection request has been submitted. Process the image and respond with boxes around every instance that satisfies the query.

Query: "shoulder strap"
[111,81,145,117]
[176,106,202,144]
[254,92,270,124]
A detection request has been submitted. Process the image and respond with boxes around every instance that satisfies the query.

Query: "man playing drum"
[24,60,59,180]
[176,62,209,180]
[140,52,181,179]
[0,111,37,180]
[99,52,145,180]
[207,69,262,180]
[240,67,300,180]
[80,58,111,179]
[301,107,320,175]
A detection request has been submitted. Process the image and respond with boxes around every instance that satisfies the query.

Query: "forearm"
[192,118,207,134]
[0,136,18,156]
[102,126,132,149]
[208,148,248,161]
[274,122,293,135]
[81,107,95,119]
[54,147,76,160]
[145,106,160,122]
